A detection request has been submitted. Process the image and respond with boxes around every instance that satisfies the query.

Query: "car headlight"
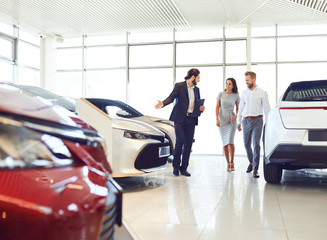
[124,130,151,139]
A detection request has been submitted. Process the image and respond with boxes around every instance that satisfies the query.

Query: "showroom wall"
[0,21,40,85]
[2,20,327,155]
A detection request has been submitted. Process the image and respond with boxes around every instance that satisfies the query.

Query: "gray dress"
[217,91,240,146]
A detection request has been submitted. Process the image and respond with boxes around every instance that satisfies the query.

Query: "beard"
[192,79,197,86]
[247,83,254,89]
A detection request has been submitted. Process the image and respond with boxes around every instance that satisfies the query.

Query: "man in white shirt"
[237,71,270,178]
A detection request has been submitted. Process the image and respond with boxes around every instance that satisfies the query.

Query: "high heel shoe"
[230,163,235,171]
[227,163,231,172]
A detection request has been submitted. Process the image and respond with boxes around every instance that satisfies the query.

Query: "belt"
[245,115,263,119]
[186,112,192,117]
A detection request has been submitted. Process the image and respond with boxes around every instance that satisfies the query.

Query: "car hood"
[112,117,164,136]
[135,116,174,126]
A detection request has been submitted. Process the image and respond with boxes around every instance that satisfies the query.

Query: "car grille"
[99,203,116,240]
[134,142,169,170]
[99,180,122,240]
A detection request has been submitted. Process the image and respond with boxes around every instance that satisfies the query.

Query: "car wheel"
[264,161,283,183]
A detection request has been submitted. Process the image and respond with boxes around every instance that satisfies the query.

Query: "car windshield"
[0,117,74,169]
[19,85,76,112]
[283,80,327,102]
[116,101,143,117]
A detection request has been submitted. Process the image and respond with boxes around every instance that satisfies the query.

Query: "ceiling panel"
[1,0,327,37]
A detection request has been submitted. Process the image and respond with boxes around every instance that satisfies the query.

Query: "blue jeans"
[242,117,263,171]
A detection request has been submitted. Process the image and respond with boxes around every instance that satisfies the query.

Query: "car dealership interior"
[1,0,327,239]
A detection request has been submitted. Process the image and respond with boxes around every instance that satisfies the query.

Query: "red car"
[0,84,122,240]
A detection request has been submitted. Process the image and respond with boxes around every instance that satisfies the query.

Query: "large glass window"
[251,38,276,63]
[129,31,173,43]
[129,68,173,119]
[251,64,277,107]
[0,61,13,82]
[176,42,223,65]
[0,21,13,36]
[176,67,223,154]
[85,46,126,69]
[19,29,40,46]
[54,72,83,98]
[225,40,246,64]
[18,41,40,69]
[56,48,82,70]
[278,36,327,62]
[278,63,327,97]
[56,37,82,47]
[278,23,327,36]
[85,34,126,45]
[225,26,247,38]
[252,25,276,37]
[85,70,126,101]
[175,29,223,40]
[0,37,13,60]
[18,67,40,86]
[129,44,172,67]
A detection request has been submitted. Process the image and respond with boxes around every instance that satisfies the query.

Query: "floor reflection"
[120,155,327,240]
[115,173,166,193]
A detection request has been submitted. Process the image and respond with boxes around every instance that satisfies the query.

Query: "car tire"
[262,124,283,184]
[264,161,283,183]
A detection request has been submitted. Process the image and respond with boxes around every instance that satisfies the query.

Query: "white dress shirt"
[187,84,195,114]
[237,86,271,124]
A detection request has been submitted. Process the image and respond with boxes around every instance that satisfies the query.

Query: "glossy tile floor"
[116,155,327,240]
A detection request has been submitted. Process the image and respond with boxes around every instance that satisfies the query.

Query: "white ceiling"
[1,0,327,37]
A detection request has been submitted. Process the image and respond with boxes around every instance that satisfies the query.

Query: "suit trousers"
[173,116,196,171]
[242,117,263,171]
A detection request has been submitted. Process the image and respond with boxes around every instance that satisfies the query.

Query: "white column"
[40,36,57,89]
[246,23,251,70]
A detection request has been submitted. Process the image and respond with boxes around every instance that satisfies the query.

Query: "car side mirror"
[116,110,130,118]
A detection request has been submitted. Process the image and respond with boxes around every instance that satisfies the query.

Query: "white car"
[263,80,327,183]
[85,98,175,155]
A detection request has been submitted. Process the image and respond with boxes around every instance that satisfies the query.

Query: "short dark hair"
[184,68,200,80]
[226,78,238,93]
[245,71,256,79]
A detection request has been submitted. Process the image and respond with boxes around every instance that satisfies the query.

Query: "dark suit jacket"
[162,81,201,125]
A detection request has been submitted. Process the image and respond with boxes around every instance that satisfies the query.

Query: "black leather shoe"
[173,168,179,176]
[180,170,191,177]
[246,164,253,173]
[253,170,260,178]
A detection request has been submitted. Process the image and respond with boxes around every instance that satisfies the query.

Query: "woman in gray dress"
[216,78,240,171]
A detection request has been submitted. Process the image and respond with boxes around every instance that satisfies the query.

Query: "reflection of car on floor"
[0,84,122,239]
[85,98,176,155]
[8,84,170,176]
[263,80,327,183]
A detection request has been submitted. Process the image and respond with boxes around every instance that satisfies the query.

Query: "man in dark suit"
[155,68,205,177]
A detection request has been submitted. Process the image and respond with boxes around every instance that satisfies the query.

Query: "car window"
[106,106,133,118]
[283,81,327,102]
